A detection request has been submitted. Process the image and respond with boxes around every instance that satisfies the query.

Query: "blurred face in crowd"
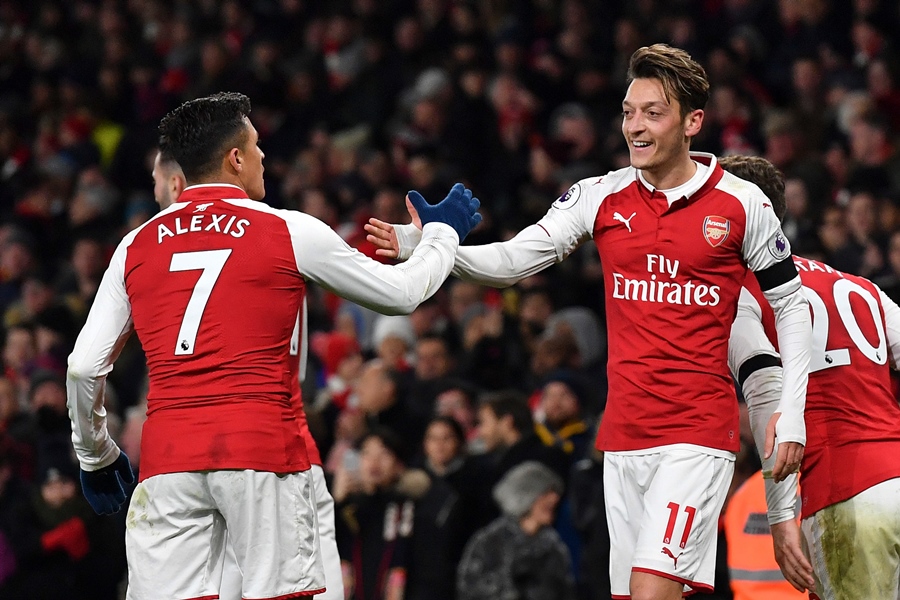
[32,380,67,415]
[72,238,105,281]
[414,337,451,381]
[3,326,35,371]
[359,436,403,492]
[22,277,53,316]
[889,231,900,275]
[526,490,560,529]
[846,191,877,241]
[818,206,848,252]
[1,241,34,282]
[355,361,396,414]
[0,378,17,422]
[424,420,461,471]
[622,77,703,188]
[477,405,504,451]
[436,389,475,434]
[784,178,809,220]
[540,381,580,429]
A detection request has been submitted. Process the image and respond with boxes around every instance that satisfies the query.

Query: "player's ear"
[684,109,704,139]
[227,147,242,173]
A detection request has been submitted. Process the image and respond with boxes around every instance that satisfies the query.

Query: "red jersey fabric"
[745,257,900,516]
[538,155,796,453]
[125,185,311,479]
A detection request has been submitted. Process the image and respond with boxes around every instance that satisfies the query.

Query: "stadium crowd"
[0,0,899,598]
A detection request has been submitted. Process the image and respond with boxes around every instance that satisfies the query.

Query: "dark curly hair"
[158,92,252,181]
[719,155,786,221]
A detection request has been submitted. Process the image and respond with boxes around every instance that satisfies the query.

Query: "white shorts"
[219,465,343,600]
[801,477,900,600]
[125,470,324,600]
[604,445,734,598]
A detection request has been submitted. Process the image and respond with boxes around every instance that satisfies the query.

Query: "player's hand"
[770,519,815,592]
[365,195,424,259]
[406,183,482,242]
[766,412,804,482]
[80,451,135,515]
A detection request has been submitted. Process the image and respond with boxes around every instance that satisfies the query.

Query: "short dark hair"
[481,390,533,434]
[158,92,252,181]
[719,155,786,221]
[627,44,710,118]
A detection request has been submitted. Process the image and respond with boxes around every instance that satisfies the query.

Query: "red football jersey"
[289,307,322,466]
[125,185,311,479]
[539,154,799,453]
[744,257,900,516]
[69,183,460,476]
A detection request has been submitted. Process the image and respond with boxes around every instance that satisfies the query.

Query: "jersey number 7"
[169,249,233,355]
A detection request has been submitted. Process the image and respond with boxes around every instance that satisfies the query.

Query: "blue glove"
[408,183,482,242]
[80,451,135,515]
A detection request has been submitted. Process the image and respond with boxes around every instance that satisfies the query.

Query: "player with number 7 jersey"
[66,92,481,600]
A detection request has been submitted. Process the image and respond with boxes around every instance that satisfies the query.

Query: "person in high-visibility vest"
[724,470,805,600]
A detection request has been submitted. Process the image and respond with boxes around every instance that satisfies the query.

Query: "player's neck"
[188,172,246,191]
[641,155,697,191]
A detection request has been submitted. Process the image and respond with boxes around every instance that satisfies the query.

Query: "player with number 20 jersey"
[733,258,900,598]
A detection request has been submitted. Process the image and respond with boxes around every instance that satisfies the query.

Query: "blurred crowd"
[0,0,899,598]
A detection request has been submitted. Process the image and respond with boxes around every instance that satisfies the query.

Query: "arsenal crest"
[703,215,730,247]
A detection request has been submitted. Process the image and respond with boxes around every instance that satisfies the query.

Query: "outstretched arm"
[289,186,481,313]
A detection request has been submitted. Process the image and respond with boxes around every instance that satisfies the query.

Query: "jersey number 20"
[169,249,232,355]
[804,280,886,373]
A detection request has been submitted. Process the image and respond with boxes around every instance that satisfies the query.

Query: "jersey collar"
[634,152,724,207]
[179,183,250,203]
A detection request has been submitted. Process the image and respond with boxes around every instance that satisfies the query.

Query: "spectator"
[406,416,477,600]
[457,461,576,600]
[336,427,417,600]
[474,390,569,524]
[356,359,426,449]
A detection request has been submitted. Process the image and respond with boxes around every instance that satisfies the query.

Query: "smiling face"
[622,77,703,189]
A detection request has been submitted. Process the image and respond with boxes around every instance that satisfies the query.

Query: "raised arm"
[290,184,481,313]
[365,180,600,288]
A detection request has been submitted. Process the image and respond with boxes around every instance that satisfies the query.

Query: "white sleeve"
[394,223,422,261]
[392,222,560,288]
[450,225,560,287]
[742,366,800,525]
[728,288,775,379]
[67,239,134,471]
[764,284,811,446]
[876,285,900,370]
[398,179,602,288]
[730,290,798,524]
[286,212,458,315]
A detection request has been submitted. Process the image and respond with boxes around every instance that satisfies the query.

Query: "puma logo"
[661,547,683,568]
[194,202,215,212]
[613,211,636,232]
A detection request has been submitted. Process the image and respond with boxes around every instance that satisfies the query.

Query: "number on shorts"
[169,249,232,355]
[664,502,697,549]
[804,281,886,373]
